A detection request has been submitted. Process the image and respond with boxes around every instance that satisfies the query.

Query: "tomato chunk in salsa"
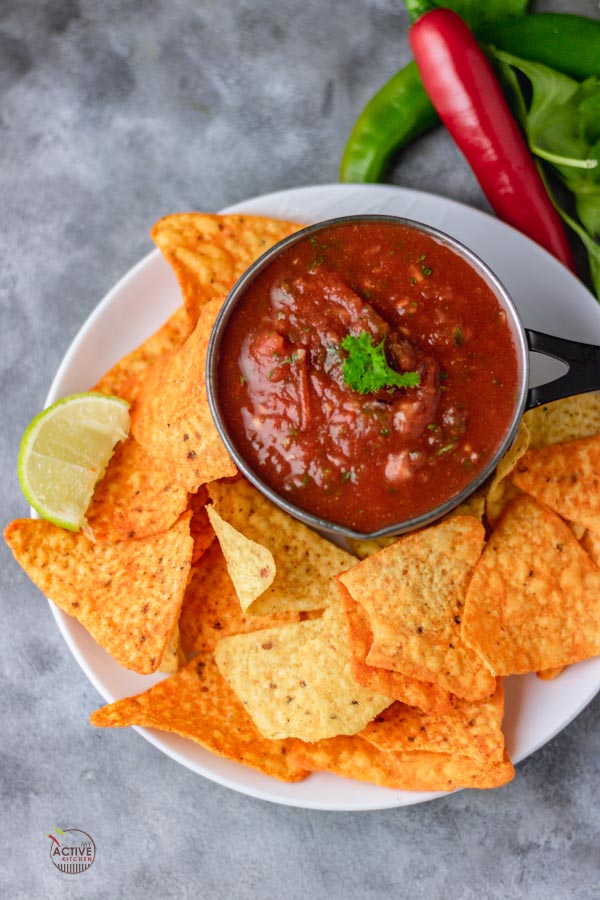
[217,221,519,532]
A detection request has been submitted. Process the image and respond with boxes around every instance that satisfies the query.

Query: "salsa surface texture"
[218,221,519,532]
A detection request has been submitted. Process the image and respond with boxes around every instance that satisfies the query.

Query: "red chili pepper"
[409,7,576,273]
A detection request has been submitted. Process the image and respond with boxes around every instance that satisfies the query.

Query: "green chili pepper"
[340,61,438,183]
[340,13,600,184]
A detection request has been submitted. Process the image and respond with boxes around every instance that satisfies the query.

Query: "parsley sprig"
[341,332,420,394]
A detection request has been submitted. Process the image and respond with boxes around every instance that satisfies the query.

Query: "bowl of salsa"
[207,216,534,539]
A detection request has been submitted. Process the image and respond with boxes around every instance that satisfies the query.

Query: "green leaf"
[341,332,420,394]
[493,48,600,300]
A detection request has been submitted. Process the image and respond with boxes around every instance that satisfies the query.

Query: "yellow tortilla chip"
[463,494,600,674]
[215,604,392,741]
[90,654,307,782]
[208,479,354,614]
[451,486,487,522]
[360,681,505,763]
[512,435,600,536]
[129,298,237,492]
[4,515,193,674]
[158,621,183,674]
[206,505,276,610]
[524,392,600,449]
[86,435,189,541]
[94,306,191,401]
[485,421,530,527]
[179,542,301,655]
[151,213,302,324]
[348,536,397,561]
[338,517,494,702]
[187,486,215,564]
[340,584,453,714]
[288,735,514,791]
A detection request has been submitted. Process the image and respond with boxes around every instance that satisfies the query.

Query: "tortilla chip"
[451,487,487,522]
[340,584,453,714]
[485,421,530,527]
[288,735,514,791]
[463,494,600,674]
[90,654,307,782]
[151,213,302,324]
[512,435,600,536]
[86,435,189,541]
[338,517,494,701]
[179,541,301,654]
[537,667,565,681]
[581,528,600,567]
[348,536,397,560]
[359,681,505,763]
[348,490,487,561]
[4,515,193,674]
[129,298,237,492]
[206,505,276,610]
[94,306,191,401]
[215,604,392,741]
[567,521,587,541]
[158,621,182,674]
[188,489,216,565]
[524,392,600,449]
[208,479,354,614]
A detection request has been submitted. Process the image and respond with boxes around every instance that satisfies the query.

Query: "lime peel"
[18,392,130,532]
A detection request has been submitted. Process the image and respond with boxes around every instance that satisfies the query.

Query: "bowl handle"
[526,329,600,410]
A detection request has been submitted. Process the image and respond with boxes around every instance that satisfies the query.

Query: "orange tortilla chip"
[288,735,514,791]
[581,528,600,567]
[179,542,302,655]
[360,681,506,763]
[94,306,191,401]
[348,491,487,561]
[129,298,237,492]
[86,435,189,541]
[340,584,453,714]
[151,213,303,324]
[90,654,307,783]
[208,479,354,614]
[537,667,565,681]
[338,517,494,701]
[215,604,392,741]
[524,392,600,449]
[512,435,600,536]
[4,515,193,674]
[463,494,600,674]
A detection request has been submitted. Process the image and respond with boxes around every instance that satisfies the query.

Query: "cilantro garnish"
[341,332,420,394]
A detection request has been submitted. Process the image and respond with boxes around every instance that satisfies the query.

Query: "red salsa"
[217,221,519,532]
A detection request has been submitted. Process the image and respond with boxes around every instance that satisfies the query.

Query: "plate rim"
[42,182,600,811]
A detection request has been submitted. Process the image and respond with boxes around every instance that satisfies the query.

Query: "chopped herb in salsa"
[341,332,420,394]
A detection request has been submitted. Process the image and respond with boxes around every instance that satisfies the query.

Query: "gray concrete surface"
[1,1,599,897]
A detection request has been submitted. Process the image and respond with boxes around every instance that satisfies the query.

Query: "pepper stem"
[531,145,598,170]
[404,0,439,26]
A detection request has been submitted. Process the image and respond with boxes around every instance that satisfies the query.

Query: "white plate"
[46,184,600,811]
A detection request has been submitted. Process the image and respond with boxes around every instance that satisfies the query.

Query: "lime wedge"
[18,392,130,531]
